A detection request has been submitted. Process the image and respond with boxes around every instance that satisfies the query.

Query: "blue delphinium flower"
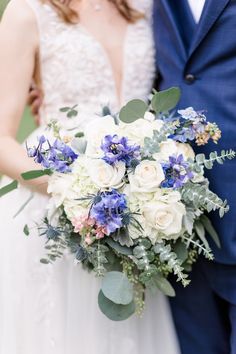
[101,134,140,167]
[90,190,127,235]
[161,154,194,189]
[27,135,78,173]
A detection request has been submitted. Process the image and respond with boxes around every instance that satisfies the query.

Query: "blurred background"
[0,0,36,142]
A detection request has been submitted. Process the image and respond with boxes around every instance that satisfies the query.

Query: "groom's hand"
[59,0,71,5]
[27,83,43,126]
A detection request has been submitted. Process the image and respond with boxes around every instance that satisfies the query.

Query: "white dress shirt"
[187,0,206,23]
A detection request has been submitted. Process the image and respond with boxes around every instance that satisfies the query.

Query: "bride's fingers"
[60,0,71,5]
[30,98,41,116]
[27,88,40,106]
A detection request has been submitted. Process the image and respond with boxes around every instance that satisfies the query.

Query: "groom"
[153,0,236,353]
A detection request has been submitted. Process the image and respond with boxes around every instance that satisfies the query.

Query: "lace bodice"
[26,0,155,130]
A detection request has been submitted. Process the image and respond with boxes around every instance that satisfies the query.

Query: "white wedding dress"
[0,0,180,353]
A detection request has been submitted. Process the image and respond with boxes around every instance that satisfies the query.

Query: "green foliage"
[40,237,68,264]
[182,234,213,260]
[119,99,148,124]
[21,169,52,180]
[98,290,135,321]
[182,182,229,217]
[172,240,188,264]
[142,123,176,157]
[0,180,18,197]
[131,239,155,271]
[194,220,210,250]
[105,238,133,256]
[0,0,8,18]
[152,273,176,297]
[101,271,133,305]
[112,227,134,247]
[153,242,190,286]
[59,104,78,118]
[195,150,235,170]
[200,215,221,248]
[23,224,30,236]
[88,242,109,276]
[151,87,181,114]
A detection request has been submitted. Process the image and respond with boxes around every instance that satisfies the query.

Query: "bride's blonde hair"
[43,0,144,23]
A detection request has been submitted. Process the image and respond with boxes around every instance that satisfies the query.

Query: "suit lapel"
[160,0,187,59]
[188,0,230,57]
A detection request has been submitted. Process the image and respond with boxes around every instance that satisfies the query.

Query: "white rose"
[175,142,195,160]
[154,139,178,162]
[154,190,182,203]
[120,119,155,146]
[144,112,155,122]
[87,159,125,189]
[47,173,75,207]
[129,160,165,193]
[154,140,195,162]
[143,200,186,240]
[84,116,118,157]
[152,119,164,132]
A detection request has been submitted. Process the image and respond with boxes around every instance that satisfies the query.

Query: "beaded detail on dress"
[26,0,155,129]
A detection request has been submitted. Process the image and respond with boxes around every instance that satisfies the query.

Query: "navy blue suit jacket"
[153,0,236,265]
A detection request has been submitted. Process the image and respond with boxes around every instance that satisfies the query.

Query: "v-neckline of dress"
[77,23,132,108]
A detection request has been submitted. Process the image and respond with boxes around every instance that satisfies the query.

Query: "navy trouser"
[170,259,236,354]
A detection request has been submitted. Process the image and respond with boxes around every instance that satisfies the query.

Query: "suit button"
[185,74,195,84]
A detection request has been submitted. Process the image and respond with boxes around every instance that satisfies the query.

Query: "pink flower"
[72,215,91,233]
[95,226,108,239]
[85,232,93,245]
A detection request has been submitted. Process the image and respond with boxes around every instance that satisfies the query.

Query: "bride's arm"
[0,0,48,194]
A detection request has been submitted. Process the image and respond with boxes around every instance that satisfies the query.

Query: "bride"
[0,0,179,353]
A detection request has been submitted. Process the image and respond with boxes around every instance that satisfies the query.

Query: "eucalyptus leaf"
[101,271,133,305]
[119,99,148,124]
[0,180,18,198]
[151,87,181,114]
[67,110,78,118]
[153,273,176,297]
[173,240,188,263]
[21,169,52,180]
[59,107,70,112]
[23,224,30,236]
[105,251,123,272]
[201,215,221,248]
[194,220,209,249]
[106,238,133,256]
[98,291,135,321]
[112,228,134,247]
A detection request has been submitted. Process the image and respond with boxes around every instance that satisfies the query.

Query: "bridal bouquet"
[1,87,235,321]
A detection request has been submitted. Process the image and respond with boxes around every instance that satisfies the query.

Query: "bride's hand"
[27,83,43,126]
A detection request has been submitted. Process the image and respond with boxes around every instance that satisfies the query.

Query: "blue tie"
[168,0,197,51]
